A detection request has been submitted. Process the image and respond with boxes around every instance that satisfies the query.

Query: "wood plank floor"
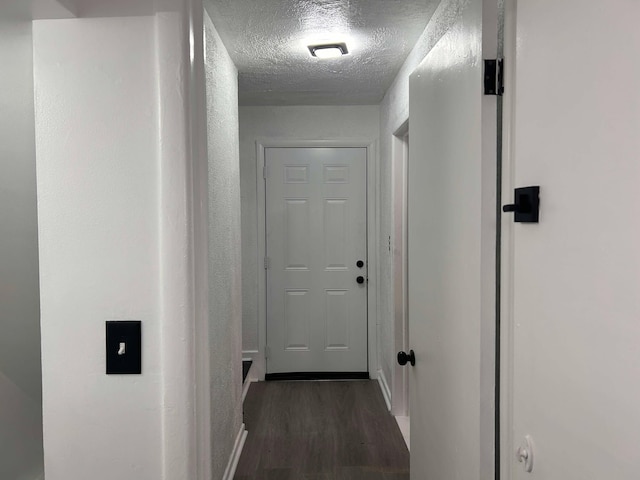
[234,380,410,480]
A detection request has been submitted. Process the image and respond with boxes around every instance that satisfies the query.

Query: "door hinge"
[264,256,270,269]
[484,59,504,96]
[263,164,268,179]
[265,346,271,359]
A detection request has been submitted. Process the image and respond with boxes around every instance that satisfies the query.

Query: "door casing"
[392,120,410,417]
[499,0,516,476]
[249,138,379,380]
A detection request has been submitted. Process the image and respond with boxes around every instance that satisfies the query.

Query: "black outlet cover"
[106,321,141,374]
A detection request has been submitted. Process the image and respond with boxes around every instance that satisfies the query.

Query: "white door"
[503,1,640,478]
[407,0,498,478]
[265,147,368,375]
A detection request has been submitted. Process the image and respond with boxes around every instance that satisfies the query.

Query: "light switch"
[106,321,141,374]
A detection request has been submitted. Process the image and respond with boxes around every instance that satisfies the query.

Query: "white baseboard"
[242,350,265,380]
[395,415,410,451]
[377,368,392,411]
[242,377,254,402]
[222,423,248,480]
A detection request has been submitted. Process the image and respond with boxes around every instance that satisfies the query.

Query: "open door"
[502,0,640,478]
[406,0,499,478]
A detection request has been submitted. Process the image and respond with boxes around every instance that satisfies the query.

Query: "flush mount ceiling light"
[308,42,349,59]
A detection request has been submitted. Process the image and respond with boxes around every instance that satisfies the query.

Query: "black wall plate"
[106,321,142,374]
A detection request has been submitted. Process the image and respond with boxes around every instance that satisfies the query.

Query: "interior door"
[265,147,368,375]
[504,0,640,478]
[407,0,498,478]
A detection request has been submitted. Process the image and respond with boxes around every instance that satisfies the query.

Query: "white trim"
[368,139,380,380]
[377,368,392,412]
[222,424,248,480]
[499,0,517,478]
[242,378,255,403]
[479,3,500,479]
[395,415,410,451]
[241,350,261,379]
[255,138,379,379]
[391,120,410,417]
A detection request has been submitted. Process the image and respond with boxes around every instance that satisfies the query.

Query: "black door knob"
[356,260,364,268]
[356,276,365,284]
[397,350,415,366]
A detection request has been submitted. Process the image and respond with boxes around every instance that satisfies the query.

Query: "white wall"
[0,18,44,480]
[239,105,380,375]
[33,15,164,480]
[33,3,242,478]
[204,9,244,479]
[378,0,479,410]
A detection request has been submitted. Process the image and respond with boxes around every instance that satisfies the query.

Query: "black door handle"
[356,260,364,268]
[397,350,415,366]
[356,276,365,284]
[503,186,540,223]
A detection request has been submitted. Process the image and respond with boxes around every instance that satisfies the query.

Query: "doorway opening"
[392,120,410,450]
[254,140,379,381]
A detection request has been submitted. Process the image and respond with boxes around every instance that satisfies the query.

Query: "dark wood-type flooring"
[235,380,409,480]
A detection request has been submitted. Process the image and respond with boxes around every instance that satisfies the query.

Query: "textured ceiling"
[205,0,439,106]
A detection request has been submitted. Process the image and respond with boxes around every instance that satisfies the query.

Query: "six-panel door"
[265,147,368,374]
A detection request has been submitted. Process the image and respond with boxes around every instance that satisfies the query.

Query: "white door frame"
[391,121,409,416]
[252,138,379,380]
[499,0,516,477]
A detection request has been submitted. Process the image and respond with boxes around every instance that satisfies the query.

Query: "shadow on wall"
[0,372,44,480]
[0,15,44,480]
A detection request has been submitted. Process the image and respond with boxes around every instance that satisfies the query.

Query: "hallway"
[235,381,409,480]
[2,0,639,478]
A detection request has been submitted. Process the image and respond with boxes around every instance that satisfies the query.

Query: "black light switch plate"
[106,321,141,374]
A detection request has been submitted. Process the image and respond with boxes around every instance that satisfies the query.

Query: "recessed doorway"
[263,145,370,377]
[392,121,410,448]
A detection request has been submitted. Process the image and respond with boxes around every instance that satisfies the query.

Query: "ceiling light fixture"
[308,42,349,59]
